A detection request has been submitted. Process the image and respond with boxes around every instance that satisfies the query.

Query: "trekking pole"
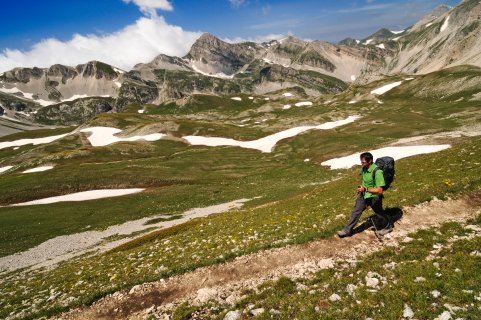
[370,216,383,242]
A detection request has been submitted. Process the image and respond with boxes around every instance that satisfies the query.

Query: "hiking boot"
[337,229,352,238]
[377,225,393,236]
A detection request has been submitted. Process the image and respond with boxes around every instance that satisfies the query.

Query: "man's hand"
[357,186,366,192]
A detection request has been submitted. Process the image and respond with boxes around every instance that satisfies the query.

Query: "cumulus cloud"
[123,0,173,17]
[0,16,202,73]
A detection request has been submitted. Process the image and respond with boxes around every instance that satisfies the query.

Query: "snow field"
[321,145,451,169]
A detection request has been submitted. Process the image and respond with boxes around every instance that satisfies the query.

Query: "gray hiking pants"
[343,193,388,233]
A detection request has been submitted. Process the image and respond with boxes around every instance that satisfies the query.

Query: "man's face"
[361,158,372,169]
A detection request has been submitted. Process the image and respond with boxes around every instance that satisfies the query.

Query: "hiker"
[337,152,392,238]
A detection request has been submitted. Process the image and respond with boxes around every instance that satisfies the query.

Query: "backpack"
[372,156,395,190]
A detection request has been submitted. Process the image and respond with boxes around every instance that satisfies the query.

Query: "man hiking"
[337,152,393,238]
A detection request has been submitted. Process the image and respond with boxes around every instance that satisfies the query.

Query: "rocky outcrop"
[78,61,118,80]
[34,98,114,125]
[1,67,44,83]
[185,33,258,76]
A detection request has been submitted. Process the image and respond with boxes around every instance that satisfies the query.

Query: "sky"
[0,0,460,73]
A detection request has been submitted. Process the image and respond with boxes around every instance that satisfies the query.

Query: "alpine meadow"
[1,1,481,319]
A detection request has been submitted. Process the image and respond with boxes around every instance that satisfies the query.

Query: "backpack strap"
[372,167,379,187]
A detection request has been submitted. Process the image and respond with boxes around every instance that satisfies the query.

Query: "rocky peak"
[47,64,78,84]
[411,4,452,31]
[338,37,360,47]
[76,61,118,80]
[1,67,45,83]
[135,54,191,71]
[185,32,256,75]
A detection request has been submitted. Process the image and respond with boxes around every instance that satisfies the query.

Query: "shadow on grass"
[352,207,404,235]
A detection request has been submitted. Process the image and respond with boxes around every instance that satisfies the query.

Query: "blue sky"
[0,0,460,72]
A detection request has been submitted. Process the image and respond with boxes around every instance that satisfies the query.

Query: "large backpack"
[373,156,395,190]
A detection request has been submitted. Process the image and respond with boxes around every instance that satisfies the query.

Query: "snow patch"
[283,104,292,110]
[191,64,234,79]
[137,109,144,114]
[295,101,313,107]
[11,189,144,206]
[184,116,360,153]
[426,22,433,27]
[321,145,451,169]
[22,166,53,173]
[282,92,293,97]
[371,81,403,95]
[80,127,165,147]
[0,133,70,150]
[0,166,13,173]
[440,15,450,32]
[364,39,374,45]
[62,94,110,102]
[113,67,125,74]
[351,75,356,81]
[114,81,122,88]
[231,97,242,101]
[376,43,385,49]
[390,29,404,34]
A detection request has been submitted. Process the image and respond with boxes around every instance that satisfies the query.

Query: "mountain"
[1,0,481,126]
[382,0,481,74]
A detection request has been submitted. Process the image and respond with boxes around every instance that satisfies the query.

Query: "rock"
[365,276,379,288]
[329,293,341,302]
[317,258,334,269]
[250,308,265,316]
[195,287,218,304]
[269,309,281,315]
[414,277,426,282]
[402,236,414,243]
[431,290,441,298]
[129,285,141,294]
[383,262,397,269]
[225,294,237,305]
[346,284,357,296]
[403,304,414,318]
[435,311,452,320]
[144,305,155,314]
[224,310,241,320]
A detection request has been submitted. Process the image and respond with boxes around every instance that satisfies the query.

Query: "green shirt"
[362,163,385,199]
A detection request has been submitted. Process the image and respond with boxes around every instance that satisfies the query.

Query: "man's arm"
[360,186,383,194]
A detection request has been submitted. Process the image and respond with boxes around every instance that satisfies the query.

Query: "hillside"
[1,64,481,319]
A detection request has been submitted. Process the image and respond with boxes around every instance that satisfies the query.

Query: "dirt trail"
[57,193,481,320]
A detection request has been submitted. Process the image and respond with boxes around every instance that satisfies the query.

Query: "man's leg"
[338,193,366,237]
[371,195,392,235]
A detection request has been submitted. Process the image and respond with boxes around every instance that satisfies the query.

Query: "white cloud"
[262,5,272,15]
[229,0,246,9]
[123,0,173,17]
[0,16,202,73]
[223,33,286,44]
